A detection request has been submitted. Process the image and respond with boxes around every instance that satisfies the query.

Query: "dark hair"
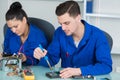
[5,2,28,21]
[55,1,81,17]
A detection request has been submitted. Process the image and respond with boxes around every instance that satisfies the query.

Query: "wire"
[18,44,34,67]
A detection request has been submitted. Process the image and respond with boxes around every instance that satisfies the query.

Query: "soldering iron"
[39,44,53,70]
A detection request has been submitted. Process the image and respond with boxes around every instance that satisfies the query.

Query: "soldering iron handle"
[39,44,44,52]
[39,44,48,60]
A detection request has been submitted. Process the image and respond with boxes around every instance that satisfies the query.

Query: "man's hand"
[59,68,81,79]
[33,47,47,60]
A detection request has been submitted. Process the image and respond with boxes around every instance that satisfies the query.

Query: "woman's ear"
[22,17,27,24]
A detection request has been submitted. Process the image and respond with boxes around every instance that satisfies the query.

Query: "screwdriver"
[39,44,53,70]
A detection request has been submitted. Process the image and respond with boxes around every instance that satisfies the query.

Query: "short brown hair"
[55,1,81,17]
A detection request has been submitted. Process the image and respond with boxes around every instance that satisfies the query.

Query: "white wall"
[0,0,9,52]
[0,0,120,72]
[90,0,120,72]
[8,0,62,29]
[91,0,120,54]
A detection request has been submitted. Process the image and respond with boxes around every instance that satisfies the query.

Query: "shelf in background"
[74,0,84,2]
[86,13,120,19]
[111,47,120,54]
[55,0,84,1]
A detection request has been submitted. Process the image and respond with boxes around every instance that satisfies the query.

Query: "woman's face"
[6,17,27,36]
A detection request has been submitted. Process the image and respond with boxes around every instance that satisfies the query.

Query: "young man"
[34,1,112,78]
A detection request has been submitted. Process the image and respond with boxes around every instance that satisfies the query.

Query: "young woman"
[3,2,48,65]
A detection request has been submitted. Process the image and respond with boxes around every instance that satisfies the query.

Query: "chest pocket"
[60,44,76,67]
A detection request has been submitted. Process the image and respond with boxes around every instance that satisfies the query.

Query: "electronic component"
[23,69,35,80]
[46,71,60,78]
[0,53,22,72]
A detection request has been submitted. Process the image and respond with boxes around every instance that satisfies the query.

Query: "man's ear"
[76,14,81,22]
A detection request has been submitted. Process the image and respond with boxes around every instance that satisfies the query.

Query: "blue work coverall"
[39,20,112,76]
[4,24,48,65]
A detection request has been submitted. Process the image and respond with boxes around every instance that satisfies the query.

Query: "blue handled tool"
[39,44,53,70]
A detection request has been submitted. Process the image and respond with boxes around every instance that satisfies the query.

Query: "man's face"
[7,17,26,36]
[57,13,79,36]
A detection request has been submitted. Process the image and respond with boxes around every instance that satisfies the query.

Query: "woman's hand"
[21,53,27,62]
[59,68,81,79]
[18,53,27,62]
[0,53,2,59]
[33,47,47,60]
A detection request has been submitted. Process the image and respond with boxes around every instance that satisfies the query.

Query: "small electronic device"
[2,53,13,57]
[23,69,35,80]
[72,75,94,79]
[0,53,22,72]
[99,78,110,80]
[46,71,60,78]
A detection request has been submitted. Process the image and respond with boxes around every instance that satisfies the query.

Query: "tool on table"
[46,71,60,78]
[72,75,94,79]
[23,68,35,80]
[39,44,53,70]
